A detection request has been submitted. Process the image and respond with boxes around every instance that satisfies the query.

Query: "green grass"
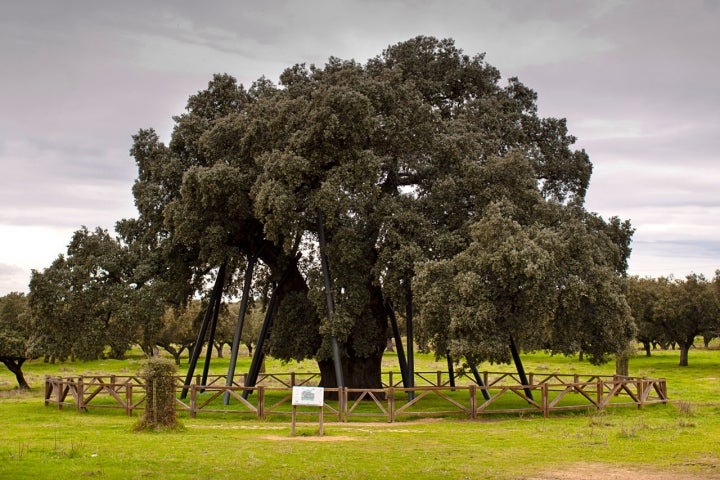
[2,345,720,479]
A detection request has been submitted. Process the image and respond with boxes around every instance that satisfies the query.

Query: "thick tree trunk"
[1,357,30,390]
[679,343,691,366]
[643,341,651,357]
[256,232,388,392]
[318,284,387,393]
[615,354,629,376]
[318,354,384,391]
[159,345,183,366]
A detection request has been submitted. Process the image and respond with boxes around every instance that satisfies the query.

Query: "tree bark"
[159,345,183,366]
[1,357,30,390]
[318,354,383,391]
[318,284,387,393]
[615,354,629,376]
[679,343,690,366]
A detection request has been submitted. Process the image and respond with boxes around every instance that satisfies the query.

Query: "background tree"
[120,36,633,388]
[225,301,263,356]
[150,304,202,365]
[626,276,669,356]
[654,273,720,366]
[29,227,134,361]
[0,292,34,389]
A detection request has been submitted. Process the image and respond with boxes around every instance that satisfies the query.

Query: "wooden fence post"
[57,378,63,410]
[257,386,265,420]
[126,383,133,416]
[387,387,395,423]
[44,376,50,407]
[77,376,84,412]
[542,383,549,418]
[341,388,347,423]
[469,384,476,420]
[190,385,197,418]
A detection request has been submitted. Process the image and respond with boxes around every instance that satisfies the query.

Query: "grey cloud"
[1,0,718,293]
[0,263,29,295]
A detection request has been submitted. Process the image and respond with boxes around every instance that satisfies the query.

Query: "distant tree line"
[2,261,718,389]
[626,272,720,366]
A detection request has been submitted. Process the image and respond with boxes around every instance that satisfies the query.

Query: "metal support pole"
[181,263,226,399]
[242,281,280,400]
[509,335,533,401]
[201,282,224,390]
[243,255,298,400]
[446,352,456,389]
[388,304,409,388]
[405,284,415,400]
[317,212,345,397]
[224,256,256,405]
[469,361,491,401]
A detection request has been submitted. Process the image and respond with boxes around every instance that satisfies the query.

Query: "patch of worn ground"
[526,461,720,480]
[264,434,356,441]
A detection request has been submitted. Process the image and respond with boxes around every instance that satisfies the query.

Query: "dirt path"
[527,462,720,480]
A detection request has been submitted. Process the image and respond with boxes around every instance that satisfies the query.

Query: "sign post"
[291,386,325,436]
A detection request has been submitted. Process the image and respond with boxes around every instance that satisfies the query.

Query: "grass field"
[1,345,719,479]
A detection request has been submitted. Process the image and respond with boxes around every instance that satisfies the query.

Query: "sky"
[1,0,719,295]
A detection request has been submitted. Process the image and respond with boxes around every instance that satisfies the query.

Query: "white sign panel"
[292,386,325,407]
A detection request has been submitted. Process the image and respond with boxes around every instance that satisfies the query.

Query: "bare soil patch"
[264,434,356,442]
[527,462,720,480]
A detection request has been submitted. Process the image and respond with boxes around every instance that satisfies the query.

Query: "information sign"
[292,386,324,407]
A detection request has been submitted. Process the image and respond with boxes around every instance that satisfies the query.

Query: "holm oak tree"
[122,36,635,389]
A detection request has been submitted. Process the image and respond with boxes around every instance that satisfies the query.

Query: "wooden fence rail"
[44,371,668,421]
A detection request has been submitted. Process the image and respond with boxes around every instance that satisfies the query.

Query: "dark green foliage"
[136,358,179,431]
[28,227,137,361]
[0,292,33,389]
[652,273,720,366]
[27,36,637,389]
[414,198,636,366]
[117,36,635,387]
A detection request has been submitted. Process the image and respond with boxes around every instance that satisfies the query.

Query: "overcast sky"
[1,0,719,295]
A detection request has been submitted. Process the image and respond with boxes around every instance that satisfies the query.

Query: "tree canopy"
[28,226,143,361]
[652,273,720,366]
[111,36,635,388]
[0,292,34,389]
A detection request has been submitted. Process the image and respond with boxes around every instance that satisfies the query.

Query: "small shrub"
[587,411,613,428]
[617,417,649,439]
[135,358,180,431]
[675,400,696,427]
[675,400,695,417]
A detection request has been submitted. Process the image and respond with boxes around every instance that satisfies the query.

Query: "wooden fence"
[44,371,668,422]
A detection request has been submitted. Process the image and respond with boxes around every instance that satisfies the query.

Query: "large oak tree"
[122,36,635,388]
